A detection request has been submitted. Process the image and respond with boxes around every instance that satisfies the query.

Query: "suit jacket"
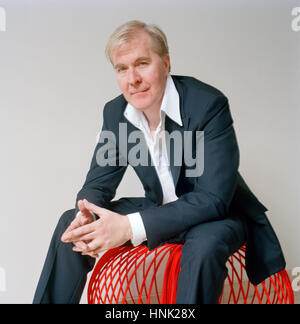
[76,75,286,285]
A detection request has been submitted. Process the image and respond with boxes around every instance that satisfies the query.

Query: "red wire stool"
[87,243,294,304]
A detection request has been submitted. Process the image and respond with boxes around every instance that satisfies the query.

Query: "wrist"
[124,216,133,241]
[126,212,147,246]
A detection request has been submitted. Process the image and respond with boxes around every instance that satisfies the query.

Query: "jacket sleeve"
[140,95,240,249]
[74,104,127,215]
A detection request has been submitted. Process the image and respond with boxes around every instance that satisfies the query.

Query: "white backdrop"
[0,0,299,303]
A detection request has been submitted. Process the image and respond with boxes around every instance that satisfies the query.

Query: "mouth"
[130,88,149,95]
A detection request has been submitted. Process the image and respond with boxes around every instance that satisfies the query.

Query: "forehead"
[112,31,156,64]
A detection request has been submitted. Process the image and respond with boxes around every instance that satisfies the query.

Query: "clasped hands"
[61,199,132,258]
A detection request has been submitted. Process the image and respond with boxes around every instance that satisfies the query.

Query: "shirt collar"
[124,74,183,128]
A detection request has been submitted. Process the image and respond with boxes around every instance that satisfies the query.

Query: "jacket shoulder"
[104,94,127,116]
[101,94,127,130]
[172,75,226,101]
[172,75,229,126]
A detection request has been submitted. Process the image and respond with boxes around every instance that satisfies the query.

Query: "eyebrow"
[135,56,151,62]
[114,56,151,70]
[114,63,124,70]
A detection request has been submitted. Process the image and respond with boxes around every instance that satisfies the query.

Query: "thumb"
[83,199,103,216]
[77,200,96,225]
[77,200,86,212]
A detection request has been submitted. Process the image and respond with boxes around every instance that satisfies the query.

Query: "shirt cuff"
[76,210,97,220]
[127,212,147,246]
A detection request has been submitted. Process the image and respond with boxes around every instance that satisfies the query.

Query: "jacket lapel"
[166,76,190,189]
[165,114,190,190]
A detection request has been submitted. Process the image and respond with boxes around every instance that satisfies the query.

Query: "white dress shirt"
[125,75,183,246]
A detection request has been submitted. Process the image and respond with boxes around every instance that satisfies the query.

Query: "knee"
[182,235,230,265]
[58,208,76,229]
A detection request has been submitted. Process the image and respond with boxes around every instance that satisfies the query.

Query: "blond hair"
[105,20,170,71]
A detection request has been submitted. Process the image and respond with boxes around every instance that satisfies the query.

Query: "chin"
[130,98,154,111]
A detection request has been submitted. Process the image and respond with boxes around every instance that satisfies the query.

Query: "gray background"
[0,0,299,303]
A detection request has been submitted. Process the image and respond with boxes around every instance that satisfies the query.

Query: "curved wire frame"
[87,244,294,304]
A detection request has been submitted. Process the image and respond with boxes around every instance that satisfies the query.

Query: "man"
[33,20,285,304]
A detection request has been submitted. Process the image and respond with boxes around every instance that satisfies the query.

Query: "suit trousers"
[33,198,247,304]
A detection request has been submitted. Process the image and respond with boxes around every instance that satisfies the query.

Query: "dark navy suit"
[33,75,285,303]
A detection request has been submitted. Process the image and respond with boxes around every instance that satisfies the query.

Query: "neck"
[143,107,161,130]
[142,77,167,130]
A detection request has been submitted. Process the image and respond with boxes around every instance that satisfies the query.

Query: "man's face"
[111,31,170,113]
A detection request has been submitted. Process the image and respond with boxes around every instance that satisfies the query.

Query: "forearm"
[140,188,233,250]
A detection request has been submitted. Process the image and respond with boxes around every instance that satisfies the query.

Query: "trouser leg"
[33,209,95,304]
[175,215,247,304]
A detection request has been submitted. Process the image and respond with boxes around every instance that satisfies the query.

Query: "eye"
[117,66,127,73]
[139,61,148,66]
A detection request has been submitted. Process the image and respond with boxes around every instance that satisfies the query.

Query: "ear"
[163,54,170,73]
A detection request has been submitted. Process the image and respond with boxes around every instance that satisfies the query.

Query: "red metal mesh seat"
[87,243,294,304]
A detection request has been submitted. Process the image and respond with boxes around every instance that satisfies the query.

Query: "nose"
[128,67,142,86]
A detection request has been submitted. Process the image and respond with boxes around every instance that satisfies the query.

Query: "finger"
[61,217,81,241]
[81,246,99,258]
[72,240,90,253]
[72,246,82,252]
[73,246,98,258]
[61,223,95,242]
[78,212,94,226]
[75,232,95,242]
[78,200,94,221]
[93,247,108,255]
[77,199,85,212]
[65,217,81,233]
[85,238,102,252]
[83,199,105,216]
[74,240,89,250]
[82,251,99,258]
